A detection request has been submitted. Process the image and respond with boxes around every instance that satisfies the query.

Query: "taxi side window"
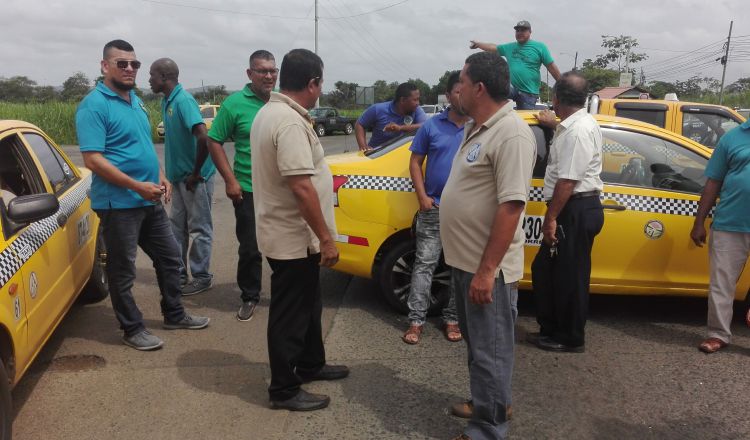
[23,132,77,195]
[615,109,667,128]
[600,128,707,194]
[682,112,739,148]
[531,125,553,179]
[1,134,46,238]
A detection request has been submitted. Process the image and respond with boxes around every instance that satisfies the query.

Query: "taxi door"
[13,130,84,352]
[0,213,30,380]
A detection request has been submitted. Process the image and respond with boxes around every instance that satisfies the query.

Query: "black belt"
[569,190,600,200]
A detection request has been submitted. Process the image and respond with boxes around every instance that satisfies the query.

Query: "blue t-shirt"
[408,109,464,205]
[76,82,160,209]
[357,101,427,148]
[162,84,216,183]
[704,119,750,232]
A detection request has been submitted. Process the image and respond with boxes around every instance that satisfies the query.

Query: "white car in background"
[420,104,444,118]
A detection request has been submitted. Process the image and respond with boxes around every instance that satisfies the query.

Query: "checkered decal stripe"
[339,175,707,218]
[342,175,415,192]
[0,175,91,289]
[602,143,680,159]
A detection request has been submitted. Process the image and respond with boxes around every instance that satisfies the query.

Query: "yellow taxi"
[326,112,750,314]
[157,104,220,138]
[0,120,107,438]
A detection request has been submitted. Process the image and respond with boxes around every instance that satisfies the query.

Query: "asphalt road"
[10,136,750,440]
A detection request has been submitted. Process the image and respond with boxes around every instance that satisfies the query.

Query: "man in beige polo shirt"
[441,52,536,440]
[250,48,349,412]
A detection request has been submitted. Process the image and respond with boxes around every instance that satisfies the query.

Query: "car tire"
[344,123,353,135]
[378,240,451,315]
[316,124,326,137]
[77,226,109,304]
[0,358,11,440]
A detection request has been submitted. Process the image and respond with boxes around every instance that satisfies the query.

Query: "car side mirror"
[7,193,59,224]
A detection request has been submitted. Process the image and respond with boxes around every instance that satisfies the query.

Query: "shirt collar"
[165,83,184,105]
[741,118,750,130]
[558,108,588,131]
[269,92,313,122]
[388,101,414,117]
[96,81,136,105]
[464,101,513,136]
[242,83,258,98]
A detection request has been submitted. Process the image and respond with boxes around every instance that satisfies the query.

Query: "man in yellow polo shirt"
[440,52,536,440]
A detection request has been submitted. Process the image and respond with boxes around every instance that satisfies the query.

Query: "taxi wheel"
[378,240,451,315]
[0,358,11,440]
[316,124,327,137]
[78,227,109,304]
[344,123,354,135]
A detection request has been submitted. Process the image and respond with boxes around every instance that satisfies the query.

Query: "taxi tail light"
[332,175,348,207]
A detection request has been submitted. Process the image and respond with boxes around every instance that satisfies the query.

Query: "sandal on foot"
[698,337,728,354]
[402,324,423,345]
[444,323,462,342]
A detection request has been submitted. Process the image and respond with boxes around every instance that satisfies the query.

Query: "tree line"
[2,35,749,108]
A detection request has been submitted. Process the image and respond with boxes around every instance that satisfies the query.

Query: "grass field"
[0,100,162,145]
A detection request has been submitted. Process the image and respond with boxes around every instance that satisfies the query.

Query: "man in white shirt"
[529,71,604,353]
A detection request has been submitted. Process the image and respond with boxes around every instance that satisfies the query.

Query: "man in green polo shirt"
[193,49,277,322]
[149,58,216,297]
[470,20,561,110]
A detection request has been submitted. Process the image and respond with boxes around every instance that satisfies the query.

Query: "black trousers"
[266,253,326,401]
[234,191,262,303]
[532,196,604,347]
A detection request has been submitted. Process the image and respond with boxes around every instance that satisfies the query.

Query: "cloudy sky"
[3,0,749,93]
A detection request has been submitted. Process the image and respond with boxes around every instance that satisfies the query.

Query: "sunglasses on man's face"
[113,60,142,70]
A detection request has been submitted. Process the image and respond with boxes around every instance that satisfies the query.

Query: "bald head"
[553,71,588,108]
[148,58,180,94]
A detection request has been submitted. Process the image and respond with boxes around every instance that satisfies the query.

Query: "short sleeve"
[539,42,554,66]
[409,121,431,155]
[76,103,107,152]
[178,95,204,130]
[496,44,506,57]
[208,102,232,143]
[357,104,377,129]
[490,134,535,205]
[413,106,428,124]
[705,139,729,181]
[276,123,315,176]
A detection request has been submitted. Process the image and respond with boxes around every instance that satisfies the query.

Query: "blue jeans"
[509,85,539,110]
[234,191,262,304]
[453,268,518,440]
[170,176,214,284]
[96,205,185,336]
[407,208,458,325]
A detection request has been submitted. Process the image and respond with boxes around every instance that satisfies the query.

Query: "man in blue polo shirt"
[402,71,467,346]
[691,118,750,354]
[470,20,561,110]
[355,82,427,151]
[149,58,216,296]
[76,40,209,351]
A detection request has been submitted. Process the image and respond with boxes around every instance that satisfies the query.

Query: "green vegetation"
[0,100,162,145]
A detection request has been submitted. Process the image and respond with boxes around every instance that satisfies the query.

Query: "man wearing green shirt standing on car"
[193,49,277,322]
[470,20,561,110]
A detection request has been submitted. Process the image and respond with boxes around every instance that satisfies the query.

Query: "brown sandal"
[698,337,728,354]
[444,323,462,342]
[402,324,423,344]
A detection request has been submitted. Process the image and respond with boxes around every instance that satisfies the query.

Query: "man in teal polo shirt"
[193,49,277,321]
[149,58,216,296]
[691,118,750,354]
[470,20,561,110]
[77,39,209,351]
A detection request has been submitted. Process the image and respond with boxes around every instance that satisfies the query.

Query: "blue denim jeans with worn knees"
[95,205,185,336]
[453,267,518,440]
[509,84,539,110]
[170,176,214,285]
[407,208,458,326]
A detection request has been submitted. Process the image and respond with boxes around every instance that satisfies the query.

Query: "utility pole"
[574,51,578,70]
[718,20,733,105]
[314,0,318,54]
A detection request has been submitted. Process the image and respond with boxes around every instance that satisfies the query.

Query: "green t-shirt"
[207,84,265,192]
[497,40,554,95]
[163,84,216,183]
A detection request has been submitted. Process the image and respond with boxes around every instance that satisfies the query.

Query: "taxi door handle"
[57,213,68,227]
[602,203,626,211]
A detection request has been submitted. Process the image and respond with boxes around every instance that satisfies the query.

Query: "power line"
[639,38,725,69]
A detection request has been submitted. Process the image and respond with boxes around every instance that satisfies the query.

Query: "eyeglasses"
[113,60,142,70]
[251,68,279,76]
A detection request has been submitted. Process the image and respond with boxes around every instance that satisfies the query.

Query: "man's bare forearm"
[545,179,577,221]
[206,140,237,183]
[476,201,525,277]
[694,178,722,224]
[82,152,143,191]
[287,175,334,244]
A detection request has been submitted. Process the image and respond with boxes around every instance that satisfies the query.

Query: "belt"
[569,190,600,200]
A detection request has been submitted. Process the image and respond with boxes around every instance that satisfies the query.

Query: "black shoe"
[271,389,330,411]
[536,337,585,353]
[298,364,350,383]
[525,332,552,346]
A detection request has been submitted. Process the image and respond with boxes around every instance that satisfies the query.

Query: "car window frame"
[20,130,80,196]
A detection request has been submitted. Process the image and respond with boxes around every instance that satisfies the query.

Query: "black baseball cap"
[514,20,531,30]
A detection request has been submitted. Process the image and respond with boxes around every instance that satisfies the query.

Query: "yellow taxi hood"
[326,150,370,165]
